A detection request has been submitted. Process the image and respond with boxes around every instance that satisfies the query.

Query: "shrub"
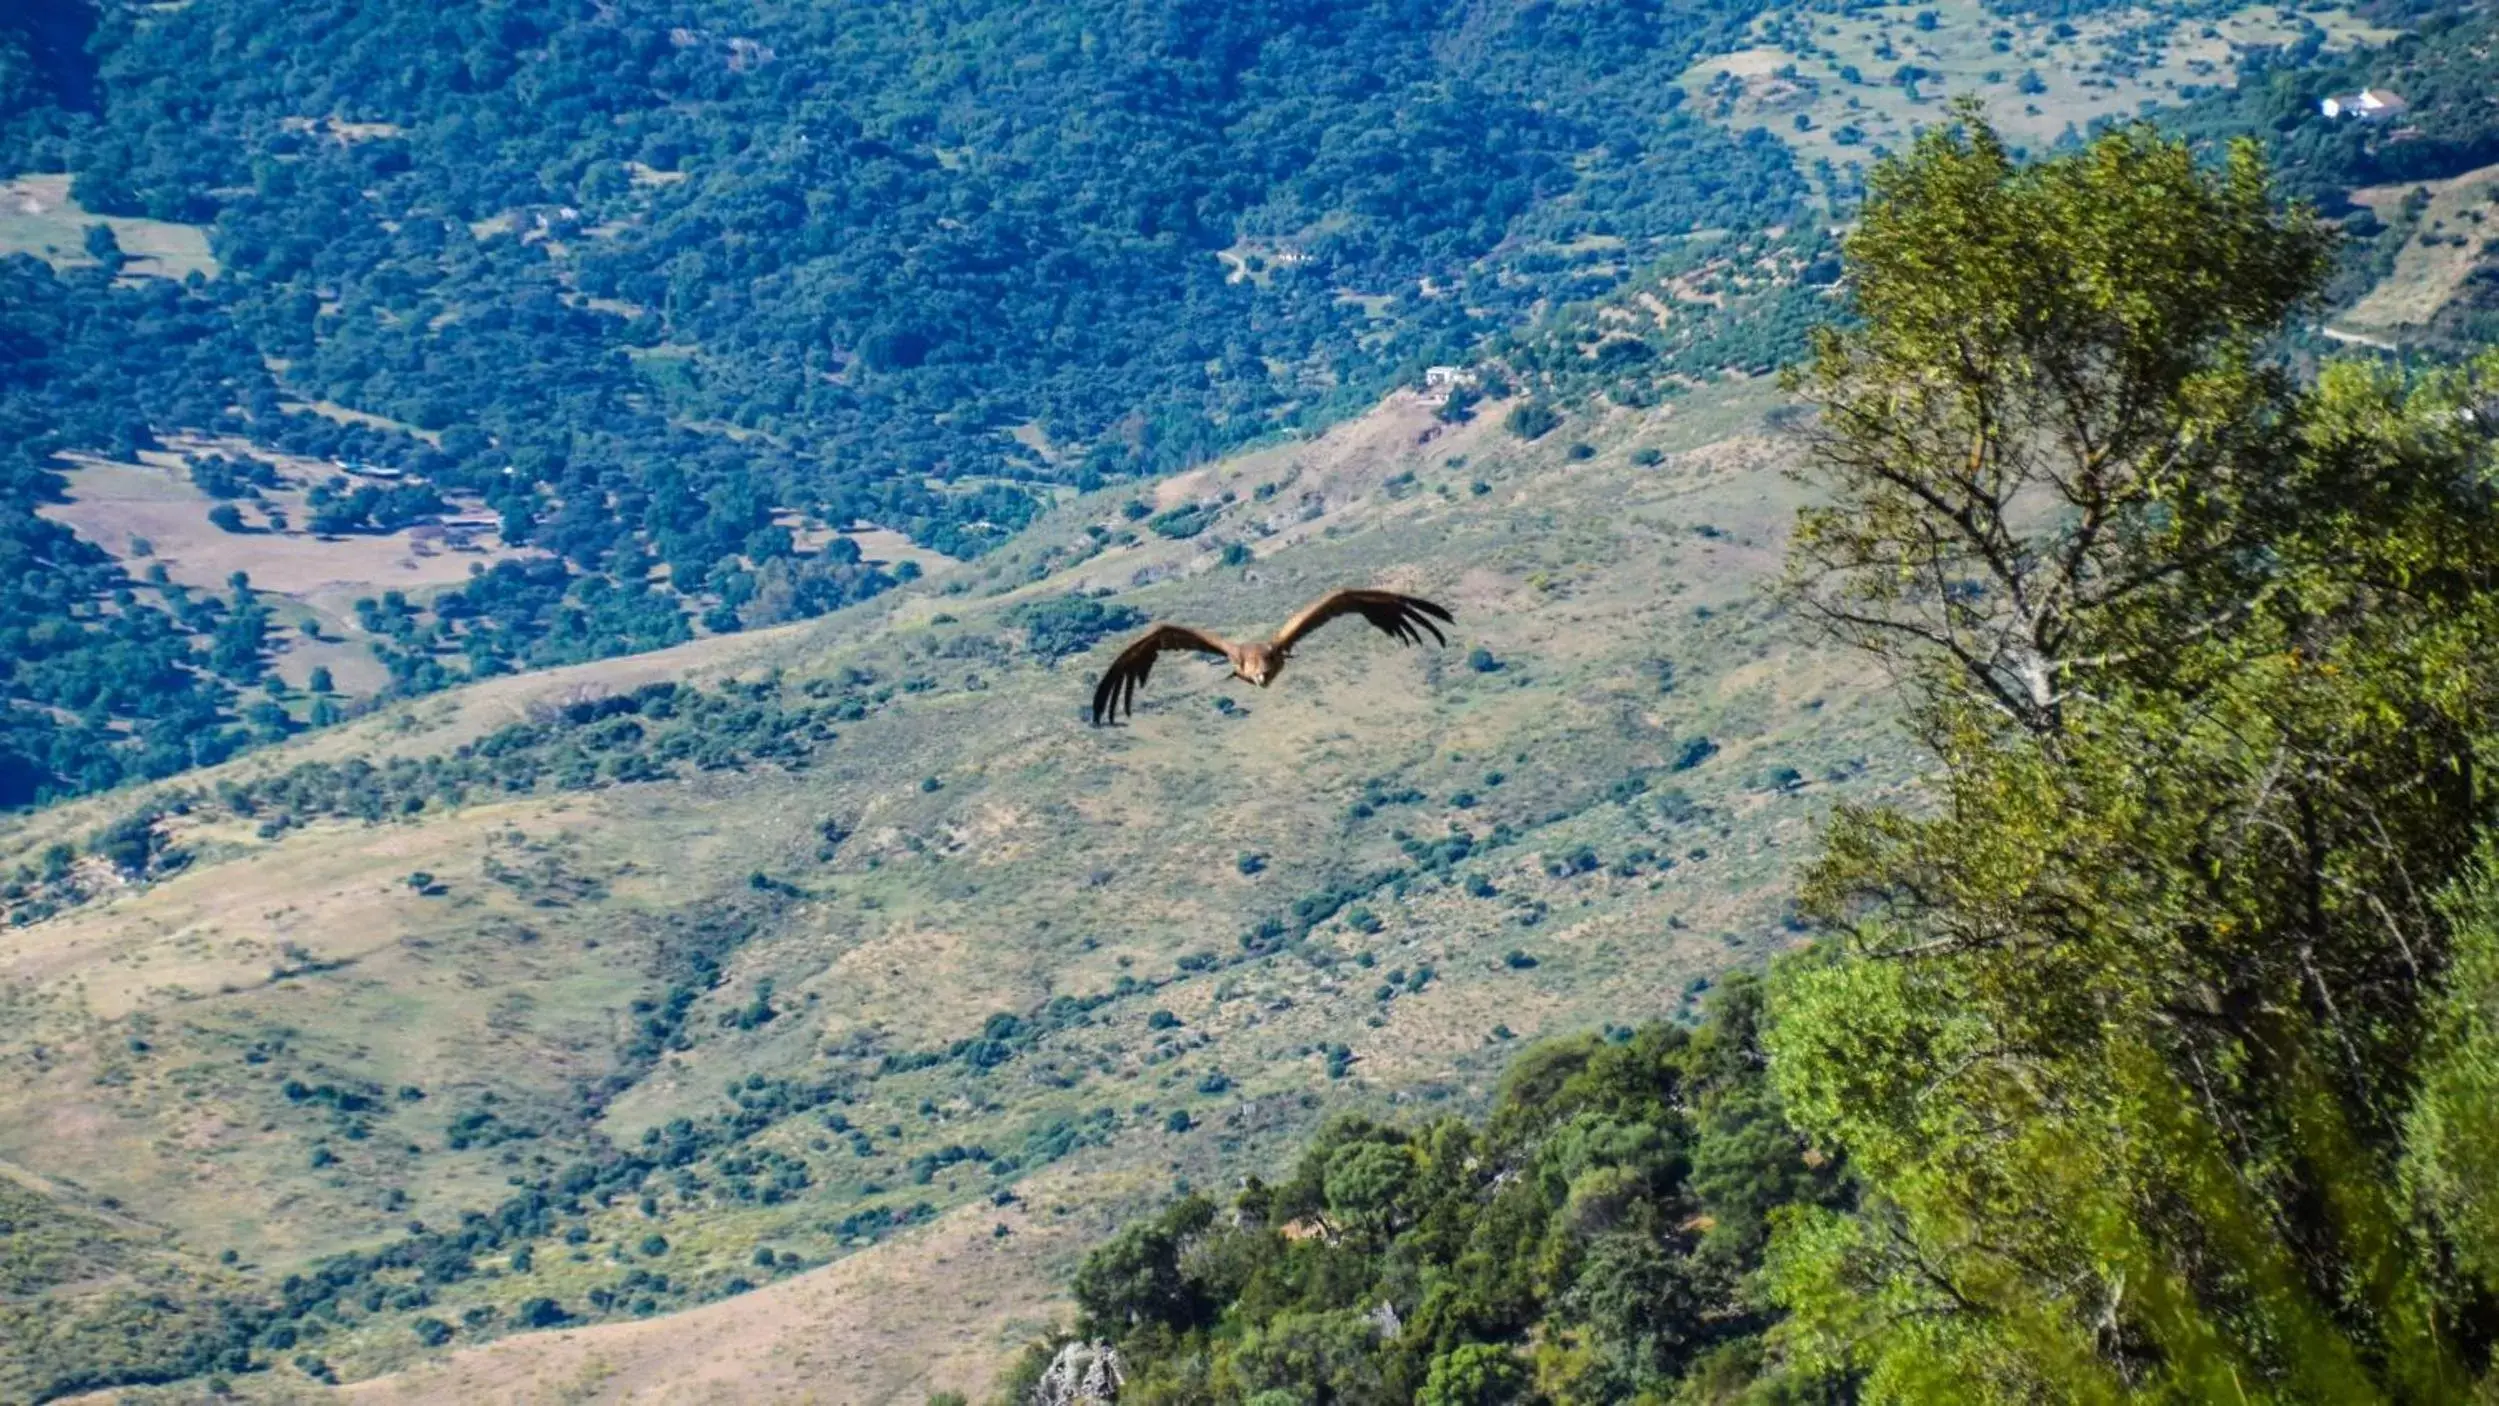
[1504,402,1562,440]
[1010,595,1148,661]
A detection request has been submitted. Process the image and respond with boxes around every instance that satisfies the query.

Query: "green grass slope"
[1,379,1896,1403]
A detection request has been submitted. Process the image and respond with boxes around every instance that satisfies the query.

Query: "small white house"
[1419,365,1477,406]
[2321,88,2409,121]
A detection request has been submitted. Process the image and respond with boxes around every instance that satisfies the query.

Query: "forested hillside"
[2170,1,2499,201]
[0,0,1808,807]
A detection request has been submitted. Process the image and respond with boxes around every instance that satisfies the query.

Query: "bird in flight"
[1091,588,1454,725]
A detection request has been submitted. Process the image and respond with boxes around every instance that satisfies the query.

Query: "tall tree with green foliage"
[1766,105,2499,1402]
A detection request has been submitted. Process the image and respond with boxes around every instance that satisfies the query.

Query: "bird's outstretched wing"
[1270,589,1453,653]
[1092,624,1233,725]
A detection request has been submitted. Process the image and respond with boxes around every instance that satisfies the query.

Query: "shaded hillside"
[0,381,1892,1401]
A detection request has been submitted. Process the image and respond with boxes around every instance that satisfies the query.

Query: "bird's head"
[1240,645,1278,687]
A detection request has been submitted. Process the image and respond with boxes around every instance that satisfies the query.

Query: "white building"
[2320,88,2408,121]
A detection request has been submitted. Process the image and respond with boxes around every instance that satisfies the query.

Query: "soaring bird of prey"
[1090,588,1454,725]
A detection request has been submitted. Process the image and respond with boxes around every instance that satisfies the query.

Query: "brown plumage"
[1090,588,1454,725]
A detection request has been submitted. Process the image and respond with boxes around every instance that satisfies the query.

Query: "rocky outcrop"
[1031,1340,1127,1405]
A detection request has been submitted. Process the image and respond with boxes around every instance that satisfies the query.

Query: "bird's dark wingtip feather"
[1390,598,1447,646]
[1412,597,1455,623]
[1091,665,1129,726]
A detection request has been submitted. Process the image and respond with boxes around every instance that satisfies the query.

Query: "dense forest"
[1017,112,2499,1405]
[0,0,1812,808]
[997,978,1843,1405]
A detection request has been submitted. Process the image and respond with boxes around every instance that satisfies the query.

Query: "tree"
[1767,109,2499,1402]
[1321,1138,1418,1247]
[1071,1196,1215,1340]
[1784,102,2332,741]
[1053,990,1836,1402]
[82,222,123,272]
[1418,1343,1529,1405]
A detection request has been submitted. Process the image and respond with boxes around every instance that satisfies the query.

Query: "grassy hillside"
[0,174,215,280]
[0,378,1896,1402]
